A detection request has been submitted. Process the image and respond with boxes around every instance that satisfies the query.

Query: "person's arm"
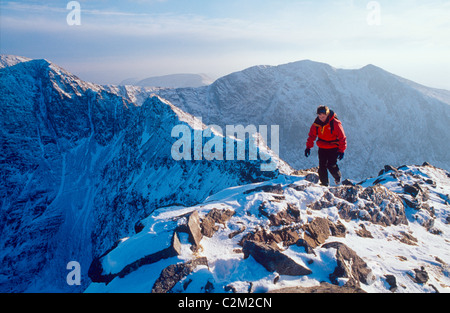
[336,121,347,153]
[306,124,318,150]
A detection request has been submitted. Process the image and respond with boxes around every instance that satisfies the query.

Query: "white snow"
[86,164,450,293]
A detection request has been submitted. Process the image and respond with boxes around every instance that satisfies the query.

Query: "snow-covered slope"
[0,55,32,69]
[157,60,450,180]
[0,58,288,293]
[86,163,450,293]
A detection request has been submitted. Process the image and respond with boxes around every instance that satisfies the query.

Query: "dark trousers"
[318,148,341,186]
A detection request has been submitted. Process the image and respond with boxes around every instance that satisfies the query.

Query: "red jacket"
[306,112,347,153]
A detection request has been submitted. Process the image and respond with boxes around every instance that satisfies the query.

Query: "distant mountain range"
[120,73,214,88]
[156,60,450,180]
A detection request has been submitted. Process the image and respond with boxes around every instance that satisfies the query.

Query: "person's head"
[317,106,330,122]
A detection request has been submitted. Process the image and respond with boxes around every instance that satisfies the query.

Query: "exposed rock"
[335,184,408,227]
[384,275,397,292]
[201,208,235,238]
[239,228,281,246]
[329,220,347,238]
[342,179,355,186]
[151,257,209,293]
[305,173,320,184]
[272,228,300,247]
[330,185,362,204]
[201,216,219,238]
[228,225,246,239]
[404,184,420,198]
[296,238,316,255]
[269,282,366,294]
[301,217,346,250]
[239,226,300,248]
[134,220,145,234]
[291,167,318,177]
[266,203,302,226]
[242,240,312,276]
[410,267,429,284]
[322,242,374,286]
[89,232,182,284]
[336,202,359,221]
[356,224,373,239]
[206,208,235,224]
[244,184,284,195]
[396,231,418,246]
[378,165,398,176]
[187,211,203,250]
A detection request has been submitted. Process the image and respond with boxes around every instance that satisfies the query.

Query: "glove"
[305,148,311,158]
[337,152,345,161]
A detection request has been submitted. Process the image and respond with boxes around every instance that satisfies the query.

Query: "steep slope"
[157,60,450,180]
[0,59,288,292]
[86,163,450,294]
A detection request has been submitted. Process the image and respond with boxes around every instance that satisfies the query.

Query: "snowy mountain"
[120,73,214,88]
[1,55,449,294]
[0,57,288,292]
[156,60,450,180]
[86,163,450,293]
[0,55,31,69]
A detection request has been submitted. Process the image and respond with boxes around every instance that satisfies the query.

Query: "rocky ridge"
[86,163,450,293]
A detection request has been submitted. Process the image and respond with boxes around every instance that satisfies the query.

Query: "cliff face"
[0,59,284,292]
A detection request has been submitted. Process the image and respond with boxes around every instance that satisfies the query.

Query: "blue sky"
[1,0,449,89]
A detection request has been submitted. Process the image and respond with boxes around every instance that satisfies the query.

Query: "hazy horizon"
[1,0,449,90]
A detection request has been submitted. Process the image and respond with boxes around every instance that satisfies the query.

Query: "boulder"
[322,242,374,286]
[239,225,301,248]
[384,275,397,292]
[242,240,312,276]
[151,257,209,293]
[302,217,332,248]
[201,208,235,238]
[266,203,302,227]
[409,267,429,284]
[89,232,182,284]
[186,210,203,250]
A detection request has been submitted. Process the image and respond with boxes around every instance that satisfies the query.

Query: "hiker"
[305,106,347,186]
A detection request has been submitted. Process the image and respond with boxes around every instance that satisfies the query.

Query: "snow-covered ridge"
[86,163,450,293]
[0,55,31,69]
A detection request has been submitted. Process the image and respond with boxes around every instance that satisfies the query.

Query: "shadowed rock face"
[242,240,312,276]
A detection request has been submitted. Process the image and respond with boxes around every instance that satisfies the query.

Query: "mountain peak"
[0,54,32,69]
